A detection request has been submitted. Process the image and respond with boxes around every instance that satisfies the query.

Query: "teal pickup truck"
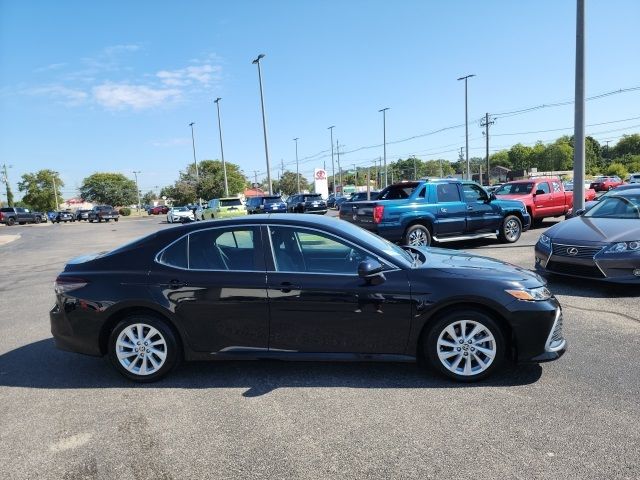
[339,179,531,246]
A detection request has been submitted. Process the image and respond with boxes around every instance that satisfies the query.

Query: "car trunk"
[339,201,379,229]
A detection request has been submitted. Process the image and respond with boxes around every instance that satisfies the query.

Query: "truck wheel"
[7,217,15,226]
[89,219,94,223]
[115,218,119,222]
[498,215,522,243]
[98,217,103,223]
[403,224,432,247]
[35,216,42,224]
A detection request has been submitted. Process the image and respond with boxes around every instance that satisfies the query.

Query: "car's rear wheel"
[403,224,432,247]
[108,315,179,382]
[35,216,41,224]
[6,217,15,226]
[425,310,505,382]
[498,215,522,243]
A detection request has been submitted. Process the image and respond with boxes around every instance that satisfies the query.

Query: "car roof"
[610,187,640,195]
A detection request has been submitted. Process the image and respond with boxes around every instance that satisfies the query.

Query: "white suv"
[628,173,640,184]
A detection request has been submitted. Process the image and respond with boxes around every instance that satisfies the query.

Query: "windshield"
[264,197,283,204]
[494,183,534,195]
[584,194,640,219]
[303,195,321,201]
[173,206,190,212]
[377,183,420,200]
[220,199,242,207]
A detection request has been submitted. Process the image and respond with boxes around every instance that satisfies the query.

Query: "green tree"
[542,141,573,171]
[508,143,534,170]
[606,162,628,179]
[489,150,512,169]
[194,160,247,200]
[141,190,158,205]
[613,134,640,157]
[17,169,64,211]
[275,170,309,195]
[80,172,137,206]
[161,181,196,206]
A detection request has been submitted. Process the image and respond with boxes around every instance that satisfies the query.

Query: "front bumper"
[535,243,640,284]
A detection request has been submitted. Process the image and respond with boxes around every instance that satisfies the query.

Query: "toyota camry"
[51,215,566,382]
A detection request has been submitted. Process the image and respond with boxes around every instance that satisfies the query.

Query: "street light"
[457,74,475,180]
[379,108,389,187]
[252,53,273,195]
[328,126,335,194]
[132,171,141,211]
[293,137,300,193]
[214,98,229,197]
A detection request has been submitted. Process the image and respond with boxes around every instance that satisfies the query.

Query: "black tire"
[98,217,102,223]
[19,222,26,225]
[402,224,432,247]
[6,217,15,226]
[498,215,522,243]
[35,216,42,224]
[108,315,180,382]
[424,309,505,382]
[532,217,544,228]
[89,218,94,223]
[114,218,118,222]
[105,218,110,222]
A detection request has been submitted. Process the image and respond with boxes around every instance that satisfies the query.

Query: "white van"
[628,173,640,184]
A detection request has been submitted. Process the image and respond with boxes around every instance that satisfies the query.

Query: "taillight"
[54,276,88,294]
[0,212,3,220]
[373,205,384,224]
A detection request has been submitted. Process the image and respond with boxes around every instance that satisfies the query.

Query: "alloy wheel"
[504,218,521,241]
[408,229,428,246]
[115,323,168,376]
[436,319,496,376]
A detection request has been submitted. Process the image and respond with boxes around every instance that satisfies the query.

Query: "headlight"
[603,241,640,253]
[506,286,552,301]
[538,234,551,248]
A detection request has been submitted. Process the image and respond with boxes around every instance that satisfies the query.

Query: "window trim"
[265,224,400,276]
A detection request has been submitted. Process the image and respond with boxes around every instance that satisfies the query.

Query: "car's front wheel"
[425,310,505,382]
[498,215,522,243]
[108,315,179,382]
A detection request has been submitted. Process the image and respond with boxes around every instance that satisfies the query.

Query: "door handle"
[467,205,474,211]
[169,279,187,289]
[278,281,300,293]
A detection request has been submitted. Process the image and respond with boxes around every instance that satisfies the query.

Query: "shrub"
[118,207,131,216]
[605,162,628,179]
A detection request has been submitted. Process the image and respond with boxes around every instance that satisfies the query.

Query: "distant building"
[60,197,93,210]
[244,187,265,197]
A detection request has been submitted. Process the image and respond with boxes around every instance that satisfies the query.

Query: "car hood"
[545,217,640,244]
[415,247,544,286]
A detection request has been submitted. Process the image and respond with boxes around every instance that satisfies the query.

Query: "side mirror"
[489,192,496,201]
[575,208,586,217]
[358,259,385,284]
[535,189,546,195]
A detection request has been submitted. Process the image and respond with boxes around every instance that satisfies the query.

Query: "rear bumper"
[50,304,102,357]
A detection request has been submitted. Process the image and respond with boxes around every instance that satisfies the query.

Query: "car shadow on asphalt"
[0,339,542,396]
[545,275,640,299]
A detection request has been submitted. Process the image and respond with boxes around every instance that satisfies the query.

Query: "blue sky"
[1,0,639,200]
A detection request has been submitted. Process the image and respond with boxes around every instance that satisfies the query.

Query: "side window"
[552,182,561,192]
[418,187,426,198]
[462,184,488,202]
[537,182,550,194]
[157,236,188,269]
[269,226,376,274]
[436,184,461,202]
[189,227,258,271]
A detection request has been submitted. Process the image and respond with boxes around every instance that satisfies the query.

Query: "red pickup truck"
[494,177,573,225]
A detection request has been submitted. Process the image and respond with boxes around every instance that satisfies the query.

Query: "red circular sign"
[315,170,326,180]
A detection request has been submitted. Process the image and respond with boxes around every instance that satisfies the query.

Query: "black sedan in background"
[286,193,327,214]
[536,188,640,283]
[54,211,75,223]
[51,215,565,382]
[246,195,287,214]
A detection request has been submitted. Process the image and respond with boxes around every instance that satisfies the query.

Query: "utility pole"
[253,171,259,185]
[481,113,495,185]
[328,126,335,194]
[573,0,586,212]
[213,98,229,197]
[353,163,357,186]
[252,54,273,194]
[367,166,371,200]
[379,107,390,187]
[413,156,417,180]
[457,74,475,180]
[459,147,465,178]
[1,164,14,207]
[293,137,300,193]
[52,175,60,211]
[132,171,141,211]
[439,158,443,178]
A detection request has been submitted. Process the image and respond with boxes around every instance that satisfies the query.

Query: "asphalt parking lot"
[0,216,638,480]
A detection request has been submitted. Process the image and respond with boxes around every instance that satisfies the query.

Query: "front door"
[462,183,502,233]
[532,181,553,217]
[148,225,269,353]
[265,225,412,354]
[433,182,467,237]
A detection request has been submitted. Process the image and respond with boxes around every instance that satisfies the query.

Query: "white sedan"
[167,206,195,223]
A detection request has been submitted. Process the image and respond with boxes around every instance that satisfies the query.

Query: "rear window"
[377,183,420,200]
[220,199,242,207]
[436,184,461,202]
[303,195,322,201]
[264,197,282,204]
[1,208,14,212]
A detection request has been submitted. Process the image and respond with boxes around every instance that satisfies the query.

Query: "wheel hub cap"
[116,323,167,376]
[436,320,496,376]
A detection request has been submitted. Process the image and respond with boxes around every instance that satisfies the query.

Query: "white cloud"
[151,137,191,147]
[92,83,181,110]
[27,85,88,105]
[104,44,141,55]
[157,64,221,87]
[34,63,67,73]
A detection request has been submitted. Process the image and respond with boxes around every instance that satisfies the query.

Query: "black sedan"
[51,215,565,382]
[535,188,640,283]
[54,211,75,223]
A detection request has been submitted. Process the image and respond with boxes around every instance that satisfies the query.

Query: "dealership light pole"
[188,122,202,205]
[132,171,141,211]
[328,126,335,193]
[214,97,229,197]
[293,137,300,193]
[457,74,475,180]
[573,0,586,212]
[379,108,389,187]
[252,54,273,194]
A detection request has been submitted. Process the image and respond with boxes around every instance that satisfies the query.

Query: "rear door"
[433,183,467,237]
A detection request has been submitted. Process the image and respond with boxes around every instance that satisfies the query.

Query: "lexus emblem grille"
[567,247,579,256]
